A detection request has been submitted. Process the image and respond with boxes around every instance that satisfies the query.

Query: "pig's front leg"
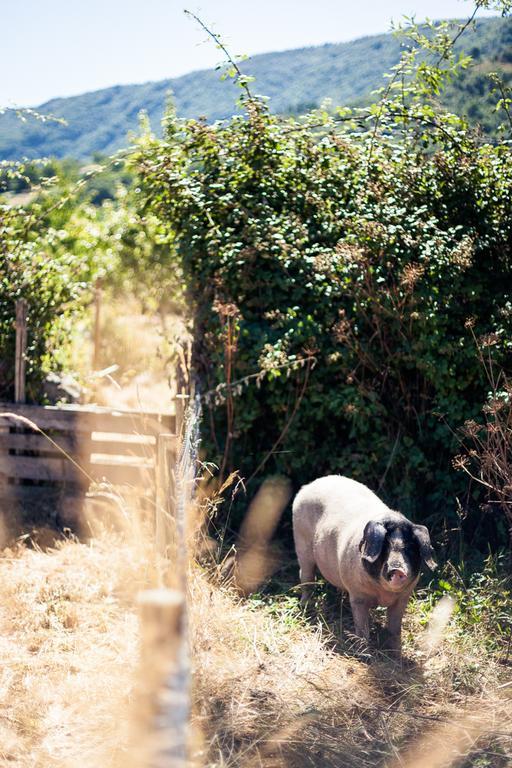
[386,596,410,654]
[349,595,371,642]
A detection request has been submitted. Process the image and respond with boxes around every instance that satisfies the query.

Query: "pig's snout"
[387,568,408,588]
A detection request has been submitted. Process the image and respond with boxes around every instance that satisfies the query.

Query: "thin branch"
[378,427,402,492]
[492,75,512,131]
[246,359,312,484]
[436,3,481,67]
[278,108,468,153]
[184,10,255,102]
[201,356,316,402]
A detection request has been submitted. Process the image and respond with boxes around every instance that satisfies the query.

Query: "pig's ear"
[359,521,386,563]
[413,524,437,571]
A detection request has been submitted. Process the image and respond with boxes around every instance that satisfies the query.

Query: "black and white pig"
[292,475,436,652]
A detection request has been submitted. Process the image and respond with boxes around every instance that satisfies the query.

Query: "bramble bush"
[136,11,512,551]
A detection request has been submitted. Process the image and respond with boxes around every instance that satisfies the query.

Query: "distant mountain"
[1,16,511,161]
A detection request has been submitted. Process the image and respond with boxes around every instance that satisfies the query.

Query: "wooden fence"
[0,401,176,525]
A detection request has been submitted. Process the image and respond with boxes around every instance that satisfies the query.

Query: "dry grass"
[0,523,509,768]
[0,533,145,767]
[189,564,512,768]
[190,567,375,767]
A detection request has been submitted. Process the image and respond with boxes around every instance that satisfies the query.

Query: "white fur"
[292,475,419,650]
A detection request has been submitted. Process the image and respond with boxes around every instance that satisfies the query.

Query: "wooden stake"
[93,280,102,371]
[14,299,27,404]
[136,588,189,768]
[174,362,189,437]
[155,434,177,560]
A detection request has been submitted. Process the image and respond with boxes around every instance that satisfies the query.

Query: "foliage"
[455,334,512,547]
[93,186,183,315]
[0,155,132,399]
[0,156,134,205]
[0,173,109,399]
[1,16,512,160]
[414,553,512,654]
[0,146,182,400]
[136,10,512,549]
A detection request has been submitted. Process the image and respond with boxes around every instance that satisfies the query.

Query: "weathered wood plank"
[0,455,89,483]
[14,299,28,404]
[0,483,81,502]
[89,440,157,459]
[0,403,175,437]
[92,431,156,444]
[0,432,88,455]
[0,431,159,460]
[0,455,155,485]
[136,589,189,768]
[88,461,155,486]
[93,280,102,371]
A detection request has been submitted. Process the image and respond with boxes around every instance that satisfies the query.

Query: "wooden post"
[155,434,177,560]
[136,588,189,768]
[93,280,102,371]
[14,299,27,404]
[174,363,189,437]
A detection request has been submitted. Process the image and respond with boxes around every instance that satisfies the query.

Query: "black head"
[359,518,436,591]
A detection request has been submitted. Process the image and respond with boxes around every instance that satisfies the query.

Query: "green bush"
[413,553,512,654]
[0,166,112,400]
[139,107,512,548]
[0,151,182,401]
[137,16,512,550]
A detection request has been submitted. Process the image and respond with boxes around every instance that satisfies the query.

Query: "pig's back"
[293,475,391,589]
[293,475,387,527]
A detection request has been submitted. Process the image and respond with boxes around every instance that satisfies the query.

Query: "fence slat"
[155,434,177,559]
[89,440,157,459]
[93,280,102,371]
[0,432,88,455]
[0,483,82,502]
[0,403,175,437]
[0,456,156,488]
[88,461,155,487]
[0,432,158,460]
[0,455,89,483]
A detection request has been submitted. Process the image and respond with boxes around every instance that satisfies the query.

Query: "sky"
[1,0,498,107]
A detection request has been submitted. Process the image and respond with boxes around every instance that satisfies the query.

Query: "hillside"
[1,15,511,160]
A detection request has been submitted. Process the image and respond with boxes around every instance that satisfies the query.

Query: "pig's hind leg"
[296,544,316,608]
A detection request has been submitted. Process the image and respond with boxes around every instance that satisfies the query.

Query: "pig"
[292,475,436,652]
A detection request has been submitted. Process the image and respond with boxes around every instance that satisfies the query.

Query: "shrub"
[135,14,512,549]
[137,101,511,542]
[0,164,111,400]
[456,335,512,549]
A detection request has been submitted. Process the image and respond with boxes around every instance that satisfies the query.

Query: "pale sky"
[1,0,498,107]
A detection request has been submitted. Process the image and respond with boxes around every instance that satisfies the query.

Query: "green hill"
[1,16,511,160]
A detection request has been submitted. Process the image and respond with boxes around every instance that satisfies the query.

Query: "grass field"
[0,517,509,768]
[0,534,139,767]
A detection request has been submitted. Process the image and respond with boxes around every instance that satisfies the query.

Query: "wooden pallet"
[0,402,176,524]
